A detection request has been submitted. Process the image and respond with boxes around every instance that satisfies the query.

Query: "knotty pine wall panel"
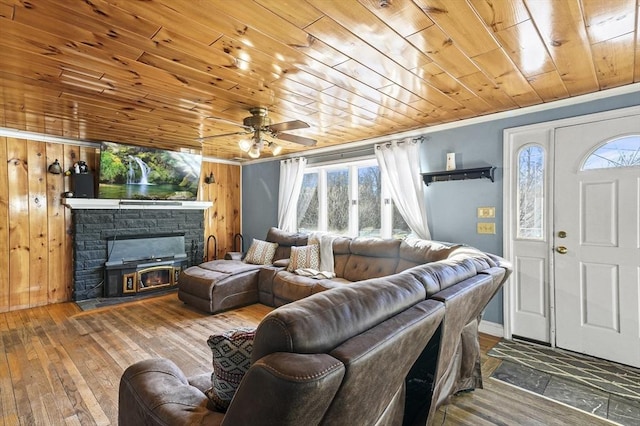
[201,161,241,261]
[45,142,70,305]
[0,136,241,312]
[27,140,48,307]
[7,138,31,311]
[0,139,9,311]
[1,137,83,312]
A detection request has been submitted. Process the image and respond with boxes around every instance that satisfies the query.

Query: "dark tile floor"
[489,340,640,426]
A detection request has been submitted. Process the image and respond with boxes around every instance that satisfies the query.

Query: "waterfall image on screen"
[98,142,203,200]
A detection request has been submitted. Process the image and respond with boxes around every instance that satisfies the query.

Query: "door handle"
[556,246,568,254]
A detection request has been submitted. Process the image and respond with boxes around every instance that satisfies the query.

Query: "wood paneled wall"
[0,136,241,313]
[0,136,98,312]
[200,161,241,261]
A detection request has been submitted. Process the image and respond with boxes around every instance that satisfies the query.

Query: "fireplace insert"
[104,233,188,297]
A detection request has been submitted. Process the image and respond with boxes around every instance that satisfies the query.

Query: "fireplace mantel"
[63,198,212,210]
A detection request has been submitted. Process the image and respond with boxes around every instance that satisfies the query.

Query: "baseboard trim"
[479,320,504,338]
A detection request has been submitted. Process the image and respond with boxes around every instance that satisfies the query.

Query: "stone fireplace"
[103,233,188,297]
[69,200,209,301]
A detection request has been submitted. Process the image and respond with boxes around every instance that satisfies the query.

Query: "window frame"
[581,134,640,170]
[298,157,404,238]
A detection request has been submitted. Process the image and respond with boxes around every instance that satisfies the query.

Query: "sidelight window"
[517,145,545,240]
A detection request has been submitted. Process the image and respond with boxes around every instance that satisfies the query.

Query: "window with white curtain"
[296,159,410,238]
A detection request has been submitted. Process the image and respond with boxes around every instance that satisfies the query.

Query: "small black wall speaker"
[71,173,95,198]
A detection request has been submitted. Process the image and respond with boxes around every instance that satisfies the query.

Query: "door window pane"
[517,145,545,240]
[327,168,349,234]
[297,172,318,232]
[582,136,640,170]
[358,165,381,237]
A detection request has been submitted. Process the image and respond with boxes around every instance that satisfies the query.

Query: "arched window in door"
[517,145,545,240]
[582,135,640,170]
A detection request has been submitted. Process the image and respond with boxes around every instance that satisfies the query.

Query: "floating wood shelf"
[421,166,495,186]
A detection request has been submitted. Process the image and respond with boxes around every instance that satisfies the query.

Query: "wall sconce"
[204,172,216,184]
[48,159,62,174]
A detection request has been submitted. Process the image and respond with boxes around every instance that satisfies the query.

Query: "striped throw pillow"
[244,239,278,265]
[287,244,320,272]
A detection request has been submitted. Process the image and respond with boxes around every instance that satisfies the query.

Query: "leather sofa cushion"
[396,238,462,272]
[271,271,317,304]
[340,238,400,281]
[252,274,426,362]
[350,237,401,257]
[197,260,262,274]
[331,237,353,277]
[402,258,479,297]
[266,227,308,261]
[342,255,398,282]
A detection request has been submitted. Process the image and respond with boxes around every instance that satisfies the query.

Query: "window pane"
[517,146,544,240]
[297,172,318,232]
[327,168,349,234]
[582,136,640,170]
[358,166,381,237]
[391,202,411,239]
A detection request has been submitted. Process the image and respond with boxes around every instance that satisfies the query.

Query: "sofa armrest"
[119,358,224,426]
[223,352,345,426]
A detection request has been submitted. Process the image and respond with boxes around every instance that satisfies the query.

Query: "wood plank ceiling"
[0,0,638,160]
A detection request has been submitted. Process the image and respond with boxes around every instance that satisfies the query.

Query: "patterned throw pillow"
[205,327,256,412]
[287,244,320,272]
[244,239,278,265]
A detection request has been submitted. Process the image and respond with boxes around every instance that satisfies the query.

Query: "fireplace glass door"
[137,266,174,292]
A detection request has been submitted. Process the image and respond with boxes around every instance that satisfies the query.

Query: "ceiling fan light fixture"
[270,142,282,156]
[238,138,252,152]
[248,144,261,159]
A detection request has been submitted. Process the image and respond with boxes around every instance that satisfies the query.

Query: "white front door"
[554,115,640,367]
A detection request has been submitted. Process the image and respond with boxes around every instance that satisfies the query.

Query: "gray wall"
[242,161,280,243]
[243,90,640,324]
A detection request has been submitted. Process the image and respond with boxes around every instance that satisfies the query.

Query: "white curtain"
[278,157,307,232]
[375,139,431,239]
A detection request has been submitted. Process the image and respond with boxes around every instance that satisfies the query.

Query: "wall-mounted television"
[98,142,202,201]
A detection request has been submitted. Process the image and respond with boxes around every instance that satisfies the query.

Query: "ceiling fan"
[200,107,317,158]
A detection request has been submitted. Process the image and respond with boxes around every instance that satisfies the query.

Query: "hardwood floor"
[0,294,615,425]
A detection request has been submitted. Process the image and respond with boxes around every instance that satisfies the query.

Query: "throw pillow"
[244,239,278,265]
[287,244,320,272]
[204,327,256,412]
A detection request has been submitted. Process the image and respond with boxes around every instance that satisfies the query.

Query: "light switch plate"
[477,207,495,218]
[477,222,496,234]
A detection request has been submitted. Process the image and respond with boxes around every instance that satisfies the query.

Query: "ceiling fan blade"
[268,120,310,132]
[275,132,317,146]
[197,131,251,141]
[205,116,252,130]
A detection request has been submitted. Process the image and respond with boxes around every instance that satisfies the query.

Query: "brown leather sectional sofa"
[119,227,511,425]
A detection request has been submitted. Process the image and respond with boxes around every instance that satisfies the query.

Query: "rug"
[488,339,640,425]
[488,339,640,401]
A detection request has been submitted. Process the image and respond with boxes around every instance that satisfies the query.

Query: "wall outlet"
[477,222,496,234]
[477,207,495,218]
